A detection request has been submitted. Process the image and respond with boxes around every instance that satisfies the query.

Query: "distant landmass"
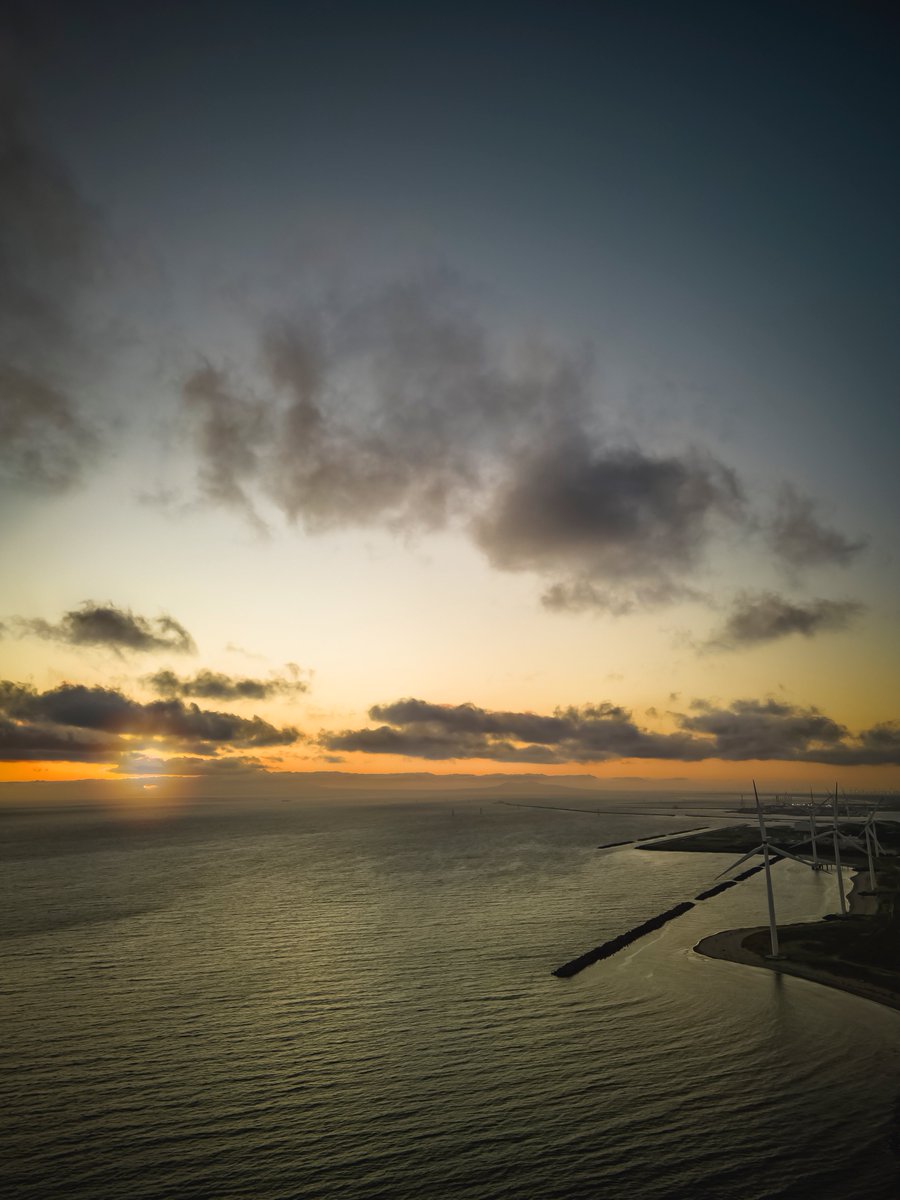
[0,770,711,806]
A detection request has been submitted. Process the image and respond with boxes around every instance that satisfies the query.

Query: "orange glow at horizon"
[0,762,117,783]
[2,754,897,792]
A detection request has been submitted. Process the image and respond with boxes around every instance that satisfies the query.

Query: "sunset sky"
[2,0,898,793]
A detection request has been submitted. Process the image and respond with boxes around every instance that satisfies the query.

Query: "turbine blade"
[838,835,865,851]
[768,844,814,868]
[715,846,763,878]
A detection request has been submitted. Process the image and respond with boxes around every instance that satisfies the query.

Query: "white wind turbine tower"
[715,781,812,958]
[808,784,865,915]
[843,785,887,876]
[807,788,825,870]
[866,807,886,856]
[861,807,884,892]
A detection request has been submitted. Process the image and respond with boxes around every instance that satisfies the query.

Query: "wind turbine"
[715,781,812,958]
[808,784,864,915]
[831,813,849,913]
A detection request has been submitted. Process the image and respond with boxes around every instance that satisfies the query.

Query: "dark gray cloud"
[474,440,741,612]
[181,276,873,614]
[182,363,272,527]
[0,680,300,760]
[706,592,864,651]
[475,444,742,575]
[541,578,704,615]
[323,697,702,763]
[260,276,594,533]
[180,282,749,609]
[12,602,196,655]
[768,485,866,569]
[145,667,308,701]
[0,59,100,493]
[841,723,900,767]
[112,753,270,776]
[0,365,98,492]
[323,722,552,763]
[183,274,590,534]
[0,715,120,761]
[678,698,846,761]
[676,698,898,765]
[321,695,900,766]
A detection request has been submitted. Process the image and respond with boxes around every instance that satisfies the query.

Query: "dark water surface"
[2,797,898,1198]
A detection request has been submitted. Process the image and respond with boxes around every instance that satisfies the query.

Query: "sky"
[1,0,898,794]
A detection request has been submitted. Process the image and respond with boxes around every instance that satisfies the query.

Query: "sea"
[2,793,898,1199]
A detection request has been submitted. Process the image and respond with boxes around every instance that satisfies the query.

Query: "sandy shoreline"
[693,872,900,1014]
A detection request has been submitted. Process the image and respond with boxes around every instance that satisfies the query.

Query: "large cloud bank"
[0,680,299,761]
[178,275,865,621]
[178,279,749,614]
[322,696,900,766]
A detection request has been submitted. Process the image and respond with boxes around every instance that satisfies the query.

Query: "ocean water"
[2,796,898,1199]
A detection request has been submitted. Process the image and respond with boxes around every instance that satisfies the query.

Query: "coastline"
[694,871,900,1014]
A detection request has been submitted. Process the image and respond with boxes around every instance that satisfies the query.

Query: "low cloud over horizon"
[2,676,896,771]
[0,679,299,762]
[322,696,900,767]
[112,752,270,776]
[145,666,308,701]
